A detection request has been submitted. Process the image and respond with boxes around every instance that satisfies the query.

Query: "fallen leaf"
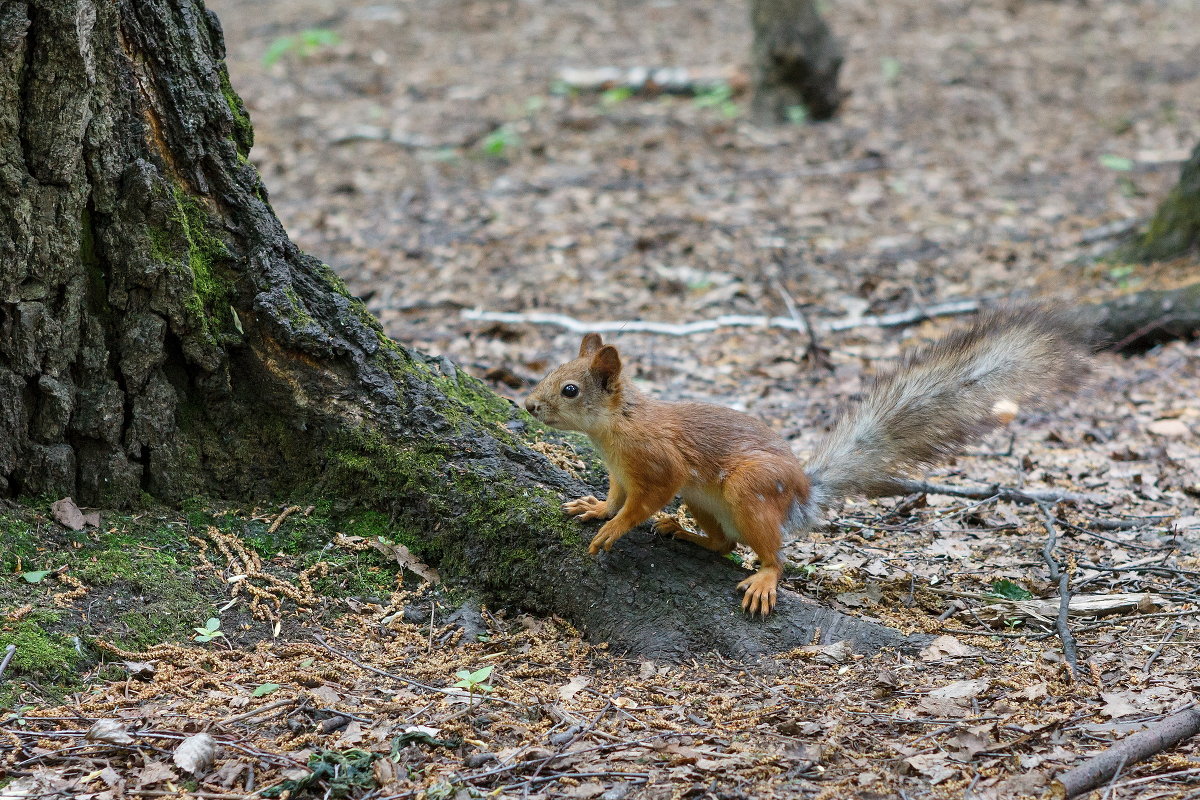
[173,732,217,775]
[1100,691,1140,719]
[1147,418,1190,437]
[929,679,990,699]
[921,635,978,661]
[86,719,133,745]
[904,753,956,783]
[135,760,178,787]
[51,497,86,531]
[558,675,590,702]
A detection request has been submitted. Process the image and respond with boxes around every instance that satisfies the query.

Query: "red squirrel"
[524,308,1094,614]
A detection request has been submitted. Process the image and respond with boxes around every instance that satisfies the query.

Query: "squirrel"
[523,307,1095,615]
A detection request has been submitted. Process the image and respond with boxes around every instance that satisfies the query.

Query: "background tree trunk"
[749,0,845,123]
[0,0,920,660]
[1115,141,1200,263]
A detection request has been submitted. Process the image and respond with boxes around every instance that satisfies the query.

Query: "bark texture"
[0,0,922,660]
[1115,141,1200,262]
[1090,283,1200,352]
[749,0,845,123]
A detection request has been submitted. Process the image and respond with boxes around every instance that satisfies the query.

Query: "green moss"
[219,65,254,157]
[0,615,80,682]
[1116,142,1200,262]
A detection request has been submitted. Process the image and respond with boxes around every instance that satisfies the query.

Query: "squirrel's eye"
[561,383,579,398]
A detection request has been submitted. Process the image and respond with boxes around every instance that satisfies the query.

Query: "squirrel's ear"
[590,345,622,391]
[579,332,604,357]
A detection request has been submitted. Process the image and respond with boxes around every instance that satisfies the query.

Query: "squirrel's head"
[524,333,625,435]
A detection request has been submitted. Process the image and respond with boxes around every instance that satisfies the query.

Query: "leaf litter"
[7,0,1200,796]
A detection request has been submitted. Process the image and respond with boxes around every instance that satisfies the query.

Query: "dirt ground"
[5,0,1200,797]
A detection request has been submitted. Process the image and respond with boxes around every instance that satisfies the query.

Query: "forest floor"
[5,0,1200,797]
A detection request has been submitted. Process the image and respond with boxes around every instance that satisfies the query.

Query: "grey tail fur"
[804,306,1097,509]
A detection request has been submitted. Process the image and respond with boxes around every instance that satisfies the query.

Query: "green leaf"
[253,683,282,697]
[989,579,1034,601]
[205,617,221,631]
[466,666,494,683]
[21,570,52,584]
[1099,154,1135,172]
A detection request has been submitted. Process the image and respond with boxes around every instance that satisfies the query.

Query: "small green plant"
[987,579,1034,601]
[1099,154,1135,172]
[253,682,282,697]
[479,125,521,158]
[452,665,494,697]
[600,86,634,107]
[192,617,225,644]
[693,82,739,119]
[1107,264,1137,288]
[785,104,809,125]
[881,56,902,85]
[262,28,341,67]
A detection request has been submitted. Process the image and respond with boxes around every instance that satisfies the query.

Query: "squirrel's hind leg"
[653,506,735,554]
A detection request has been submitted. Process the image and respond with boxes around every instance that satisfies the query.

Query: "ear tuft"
[590,345,622,391]
[579,332,604,357]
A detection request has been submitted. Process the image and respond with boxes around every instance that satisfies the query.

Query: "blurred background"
[209,0,1199,444]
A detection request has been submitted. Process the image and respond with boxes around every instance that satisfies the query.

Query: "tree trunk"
[1114,141,1200,262]
[749,0,845,123]
[0,0,921,660]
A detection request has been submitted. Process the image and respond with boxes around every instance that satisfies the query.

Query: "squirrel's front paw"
[564,495,607,521]
[587,528,623,554]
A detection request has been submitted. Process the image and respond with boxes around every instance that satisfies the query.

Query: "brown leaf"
[557,675,590,702]
[86,719,133,745]
[920,635,978,661]
[51,497,87,531]
[173,732,218,775]
[135,760,179,787]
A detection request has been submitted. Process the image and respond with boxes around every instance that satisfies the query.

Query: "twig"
[771,277,830,371]
[1078,218,1143,245]
[1053,707,1200,798]
[1142,623,1181,676]
[0,644,16,683]
[313,635,522,707]
[218,697,297,726]
[1040,504,1081,679]
[888,479,1099,506]
[462,298,981,337]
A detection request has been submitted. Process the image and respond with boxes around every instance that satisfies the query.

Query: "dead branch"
[887,480,1100,506]
[1053,707,1200,798]
[1040,505,1081,679]
[462,298,980,337]
[554,66,746,95]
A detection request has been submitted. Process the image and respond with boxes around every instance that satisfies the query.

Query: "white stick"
[461,298,981,337]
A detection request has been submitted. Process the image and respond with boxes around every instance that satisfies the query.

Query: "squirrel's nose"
[524,398,540,415]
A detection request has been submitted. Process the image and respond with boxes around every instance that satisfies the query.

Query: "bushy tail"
[805,307,1097,508]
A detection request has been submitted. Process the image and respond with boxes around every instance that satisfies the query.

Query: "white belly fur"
[679,486,742,543]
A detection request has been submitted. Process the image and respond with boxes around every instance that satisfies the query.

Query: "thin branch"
[0,644,16,683]
[462,298,981,337]
[1040,504,1081,679]
[887,479,1100,506]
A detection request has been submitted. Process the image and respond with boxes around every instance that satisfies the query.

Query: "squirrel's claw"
[737,571,778,616]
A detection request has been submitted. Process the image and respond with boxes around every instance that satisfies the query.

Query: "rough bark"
[1089,283,1200,352]
[1114,141,1200,262]
[749,0,845,123]
[0,0,922,660]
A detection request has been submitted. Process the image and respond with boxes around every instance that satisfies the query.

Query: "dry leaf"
[51,497,86,531]
[920,635,978,661]
[135,760,178,787]
[173,732,218,775]
[1147,418,1190,437]
[1099,691,1140,719]
[86,719,133,745]
[929,679,989,699]
[558,675,590,702]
